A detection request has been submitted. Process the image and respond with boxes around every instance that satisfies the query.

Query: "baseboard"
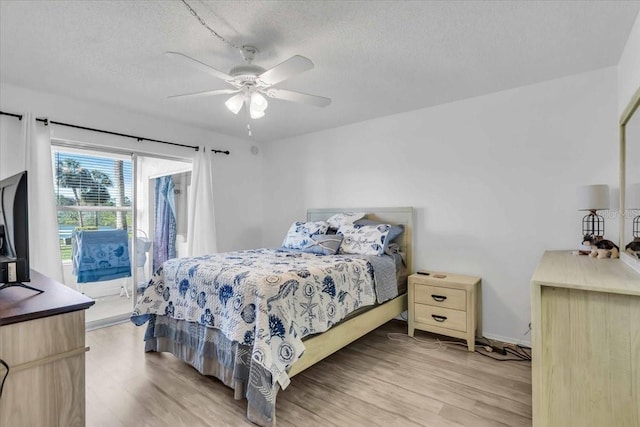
[390,314,530,347]
[86,313,131,331]
[393,322,531,348]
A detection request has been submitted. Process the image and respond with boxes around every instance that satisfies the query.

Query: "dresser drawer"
[413,304,467,332]
[414,283,466,310]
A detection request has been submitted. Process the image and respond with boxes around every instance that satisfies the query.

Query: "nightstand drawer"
[413,304,467,332]
[414,284,466,310]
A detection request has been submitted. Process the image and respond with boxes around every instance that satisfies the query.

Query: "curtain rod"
[0,110,231,155]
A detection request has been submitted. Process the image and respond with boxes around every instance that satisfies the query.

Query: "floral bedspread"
[131,248,379,390]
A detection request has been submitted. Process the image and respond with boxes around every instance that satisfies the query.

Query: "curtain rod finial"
[210,149,230,155]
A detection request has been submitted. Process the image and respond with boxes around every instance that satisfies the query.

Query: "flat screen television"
[0,171,42,293]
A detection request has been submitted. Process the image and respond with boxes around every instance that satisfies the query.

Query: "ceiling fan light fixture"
[167,28,331,131]
[225,93,244,114]
[247,91,268,119]
[249,102,264,119]
[249,105,266,119]
[251,92,268,111]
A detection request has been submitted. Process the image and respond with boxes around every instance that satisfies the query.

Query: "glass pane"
[52,147,137,327]
[53,150,132,253]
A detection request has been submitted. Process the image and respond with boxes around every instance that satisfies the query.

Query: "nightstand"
[408,271,482,351]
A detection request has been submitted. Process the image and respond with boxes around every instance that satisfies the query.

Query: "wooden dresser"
[0,270,94,427]
[408,271,481,351]
[531,251,640,427]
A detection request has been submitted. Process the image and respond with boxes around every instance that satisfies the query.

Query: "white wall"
[0,83,264,254]
[0,64,624,343]
[262,67,619,343]
[618,11,640,114]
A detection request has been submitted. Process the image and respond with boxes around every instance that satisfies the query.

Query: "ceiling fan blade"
[166,52,233,82]
[264,88,331,107]
[258,55,314,86]
[168,88,239,100]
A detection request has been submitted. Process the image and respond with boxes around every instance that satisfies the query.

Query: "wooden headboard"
[307,207,414,273]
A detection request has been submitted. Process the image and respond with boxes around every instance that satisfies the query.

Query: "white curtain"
[187,145,218,256]
[22,113,64,282]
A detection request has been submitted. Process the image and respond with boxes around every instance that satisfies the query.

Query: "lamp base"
[577,243,592,255]
[582,211,605,239]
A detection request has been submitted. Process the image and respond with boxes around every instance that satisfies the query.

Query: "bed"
[130,207,413,426]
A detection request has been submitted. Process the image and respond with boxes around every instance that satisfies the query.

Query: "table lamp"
[577,184,610,239]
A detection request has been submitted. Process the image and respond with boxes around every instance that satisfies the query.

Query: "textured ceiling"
[1,1,639,142]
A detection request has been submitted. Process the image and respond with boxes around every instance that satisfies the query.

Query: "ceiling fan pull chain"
[179,0,241,50]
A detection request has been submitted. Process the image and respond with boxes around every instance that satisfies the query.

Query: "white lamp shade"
[249,92,268,119]
[249,108,265,119]
[249,92,269,119]
[627,183,640,210]
[225,93,244,115]
[577,184,610,211]
[251,92,268,111]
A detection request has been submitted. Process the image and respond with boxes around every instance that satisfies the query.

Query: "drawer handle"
[431,314,447,322]
[431,294,447,302]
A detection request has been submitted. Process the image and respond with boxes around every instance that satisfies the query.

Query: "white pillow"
[326,212,365,229]
[337,224,390,256]
[282,221,329,249]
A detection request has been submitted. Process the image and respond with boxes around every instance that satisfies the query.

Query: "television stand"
[0,282,44,294]
[0,270,94,426]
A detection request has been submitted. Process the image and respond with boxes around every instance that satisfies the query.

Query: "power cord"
[388,332,531,362]
[475,348,530,362]
[474,335,531,361]
[0,358,8,400]
[474,337,531,362]
[509,344,532,360]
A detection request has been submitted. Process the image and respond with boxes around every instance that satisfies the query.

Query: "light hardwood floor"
[85,320,532,427]
[85,294,133,324]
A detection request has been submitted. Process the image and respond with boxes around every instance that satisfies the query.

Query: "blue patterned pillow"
[301,235,343,255]
[282,221,329,249]
[354,219,404,242]
[326,212,365,229]
[337,224,391,256]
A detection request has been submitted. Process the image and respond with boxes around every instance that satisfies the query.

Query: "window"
[52,149,132,261]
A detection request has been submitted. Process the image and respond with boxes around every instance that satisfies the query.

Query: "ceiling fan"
[167,46,331,120]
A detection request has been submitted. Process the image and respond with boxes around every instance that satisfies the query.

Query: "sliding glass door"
[51,143,192,329]
[53,147,135,327]
[135,156,192,301]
